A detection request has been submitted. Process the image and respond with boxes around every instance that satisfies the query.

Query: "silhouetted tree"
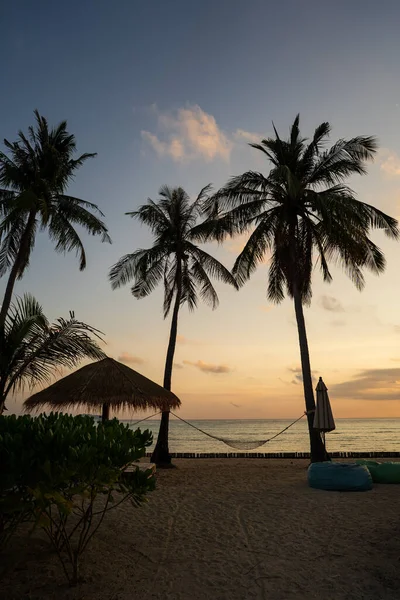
[109,185,238,465]
[0,110,111,330]
[201,116,398,462]
[0,294,105,414]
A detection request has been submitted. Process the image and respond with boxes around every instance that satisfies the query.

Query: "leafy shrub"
[0,412,154,584]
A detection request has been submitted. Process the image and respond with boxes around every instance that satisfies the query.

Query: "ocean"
[125,417,400,454]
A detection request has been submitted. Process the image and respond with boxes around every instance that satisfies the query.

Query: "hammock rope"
[130,411,162,427]
[169,410,314,450]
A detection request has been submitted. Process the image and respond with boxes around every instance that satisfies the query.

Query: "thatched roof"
[24,357,180,412]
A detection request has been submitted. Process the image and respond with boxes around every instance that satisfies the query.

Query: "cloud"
[379,149,400,176]
[117,352,144,365]
[183,360,232,374]
[141,104,233,162]
[288,366,318,385]
[141,104,267,164]
[176,335,201,345]
[259,305,274,313]
[331,320,346,327]
[141,131,186,161]
[288,367,303,385]
[233,129,264,144]
[319,295,345,313]
[331,368,400,400]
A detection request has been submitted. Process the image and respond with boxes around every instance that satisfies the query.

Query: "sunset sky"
[2,0,400,419]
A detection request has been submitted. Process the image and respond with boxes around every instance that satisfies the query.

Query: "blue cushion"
[308,462,373,491]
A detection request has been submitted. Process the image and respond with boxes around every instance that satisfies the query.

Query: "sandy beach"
[2,459,400,600]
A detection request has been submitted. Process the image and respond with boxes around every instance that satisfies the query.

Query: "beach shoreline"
[145,451,400,458]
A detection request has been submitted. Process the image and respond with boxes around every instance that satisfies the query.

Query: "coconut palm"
[201,115,399,462]
[109,185,238,465]
[0,294,105,415]
[0,110,111,330]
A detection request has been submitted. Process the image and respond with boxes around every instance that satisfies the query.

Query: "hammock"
[131,410,310,450]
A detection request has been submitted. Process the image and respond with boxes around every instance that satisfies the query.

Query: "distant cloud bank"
[331,368,400,400]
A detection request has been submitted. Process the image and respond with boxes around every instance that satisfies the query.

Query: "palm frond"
[15,218,37,279]
[55,198,111,245]
[163,258,177,318]
[301,122,331,177]
[309,136,378,186]
[127,200,171,234]
[67,152,97,174]
[131,258,166,299]
[358,202,399,239]
[232,210,279,286]
[111,185,237,318]
[0,110,110,287]
[0,209,27,277]
[190,212,241,244]
[48,212,87,270]
[60,195,106,217]
[180,259,197,311]
[186,243,239,289]
[203,117,394,307]
[0,294,105,402]
[109,251,145,290]
[109,246,167,290]
[267,250,286,303]
[190,259,219,309]
[184,183,213,226]
[207,171,271,212]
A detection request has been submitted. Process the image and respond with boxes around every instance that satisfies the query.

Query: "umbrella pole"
[102,403,110,422]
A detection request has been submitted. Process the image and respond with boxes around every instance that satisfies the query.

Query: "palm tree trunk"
[0,210,36,331]
[150,265,182,467]
[293,285,328,462]
[0,386,7,416]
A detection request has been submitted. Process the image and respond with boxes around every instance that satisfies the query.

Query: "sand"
[2,459,400,600]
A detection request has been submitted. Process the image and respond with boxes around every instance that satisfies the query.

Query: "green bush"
[0,412,154,584]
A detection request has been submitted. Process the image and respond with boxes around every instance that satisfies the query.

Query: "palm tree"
[201,115,399,462]
[0,110,111,330]
[109,185,238,465]
[0,294,105,415]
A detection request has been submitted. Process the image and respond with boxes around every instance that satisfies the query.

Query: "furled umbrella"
[24,357,181,421]
[313,377,336,450]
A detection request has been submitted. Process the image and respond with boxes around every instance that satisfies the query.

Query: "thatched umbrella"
[24,357,181,421]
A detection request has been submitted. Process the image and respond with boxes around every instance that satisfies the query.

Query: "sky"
[2,0,400,419]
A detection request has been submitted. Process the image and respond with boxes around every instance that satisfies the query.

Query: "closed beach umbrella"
[24,357,181,421]
[313,377,335,447]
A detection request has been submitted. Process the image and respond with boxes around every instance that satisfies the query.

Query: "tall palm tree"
[201,116,399,462]
[0,294,105,415]
[109,185,238,465]
[0,110,111,330]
